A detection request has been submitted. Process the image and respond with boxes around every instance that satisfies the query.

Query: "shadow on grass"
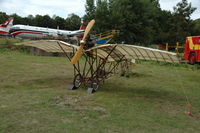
[18,76,73,89]
[16,75,186,105]
[100,83,185,104]
[126,72,153,78]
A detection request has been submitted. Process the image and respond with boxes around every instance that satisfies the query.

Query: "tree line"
[0,12,82,31]
[84,0,200,45]
[0,0,200,46]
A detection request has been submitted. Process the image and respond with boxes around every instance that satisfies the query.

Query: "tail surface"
[76,20,87,39]
[0,18,14,27]
[79,20,87,30]
[0,18,14,35]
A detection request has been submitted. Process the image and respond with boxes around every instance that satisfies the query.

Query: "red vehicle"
[184,36,200,64]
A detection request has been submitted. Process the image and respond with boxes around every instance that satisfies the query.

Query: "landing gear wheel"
[87,78,99,94]
[73,74,82,89]
[189,53,196,65]
[91,79,99,92]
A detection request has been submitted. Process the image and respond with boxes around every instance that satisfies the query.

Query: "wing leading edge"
[15,40,79,53]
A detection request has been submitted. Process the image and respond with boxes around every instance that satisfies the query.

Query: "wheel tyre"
[91,79,99,93]
[188,53,196,65]
[73,74,82,89]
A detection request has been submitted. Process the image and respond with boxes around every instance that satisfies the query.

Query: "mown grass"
[0,45,200,132]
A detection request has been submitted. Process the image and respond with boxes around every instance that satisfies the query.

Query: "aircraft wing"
[15,40,79,53]
[86,44,180,63]
[15,40,180,63]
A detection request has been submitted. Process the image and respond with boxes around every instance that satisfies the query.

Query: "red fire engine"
[184,36,200,64]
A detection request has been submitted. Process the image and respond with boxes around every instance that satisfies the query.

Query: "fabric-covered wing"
[15,40,79,53]
[87,44,180,63]
[86,44,124,62]
[116,44,180,63]
[15,40,180,63]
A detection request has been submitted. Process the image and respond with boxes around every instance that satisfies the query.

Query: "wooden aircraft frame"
[57,42,130,93]
[15,40,180,93]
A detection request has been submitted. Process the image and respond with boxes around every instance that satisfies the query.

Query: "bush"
[0,38,29,53]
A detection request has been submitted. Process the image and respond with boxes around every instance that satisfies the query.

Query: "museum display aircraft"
[15,19,180,93]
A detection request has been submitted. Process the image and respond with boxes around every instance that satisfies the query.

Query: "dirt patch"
[53,95,87,107]
[51,95,110,120]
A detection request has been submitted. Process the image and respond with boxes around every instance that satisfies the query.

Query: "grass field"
[0,45,200,132]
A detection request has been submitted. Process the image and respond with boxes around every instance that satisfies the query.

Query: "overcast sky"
[160,0,199,19]
[0,0,199,19]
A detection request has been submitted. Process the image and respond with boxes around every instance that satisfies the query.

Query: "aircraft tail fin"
[79,20,87,30]
[0,17,14,27]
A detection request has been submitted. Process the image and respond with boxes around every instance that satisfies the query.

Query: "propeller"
[71,19,95,64]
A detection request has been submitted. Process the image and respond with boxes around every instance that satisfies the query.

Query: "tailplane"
[0,17,14,27]
[73,20,87,39]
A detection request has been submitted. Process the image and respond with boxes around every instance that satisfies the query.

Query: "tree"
[109,0,160,45]
[54,16,66,29]
[42,15,54,28]
[173,0,196,20]
[170,0,196,43]
[9,13,24,25]
[34,15,55,28]
[150,0,160,8]
[65,13,81,30]
[94,0,111,32]
[192,19,200,35]
[154,10,173,44]
[84,0,96,21]
[0,12,9,24]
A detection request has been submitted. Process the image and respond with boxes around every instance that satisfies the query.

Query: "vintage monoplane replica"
[15,20,180,93]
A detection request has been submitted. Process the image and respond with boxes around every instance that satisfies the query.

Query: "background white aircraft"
[9,21,86,39]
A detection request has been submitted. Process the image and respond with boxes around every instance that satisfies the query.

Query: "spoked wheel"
[87,77,100,94]
[91,78,100,92]
[73,74,82,89]
[92,79,99,92]
[189,53,196,65]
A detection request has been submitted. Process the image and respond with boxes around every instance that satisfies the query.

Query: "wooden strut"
[57,42,81,78]
[165,53,175,63]
[150,49,159,62]
[129,47,141,60]
[134,47,147,60]
[84,54,96,80]
[91,45,117,78]
[82,54,88,77]
[158,51,167,63]
[119,46,137,60]
[58,43,128,91]
[108,49,127,76]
